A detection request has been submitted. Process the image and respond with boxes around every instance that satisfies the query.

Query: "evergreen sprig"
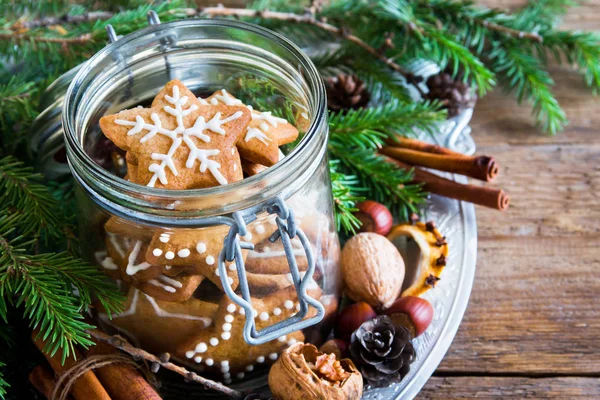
[0,77,37,134]
[327,100,440,225]
[539,31,600,94]
[0,1,189,73]
[0,157,62,239]
[329,99,446,145]
[329,161,363,234]
[0,363,7,400]
[488,41,567,133]
[0,215,124,361]
[418,0,600,134]
[329,144,425,222]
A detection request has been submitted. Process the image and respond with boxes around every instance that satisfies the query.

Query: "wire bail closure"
[104,13,325,346]
[218,196,325,345]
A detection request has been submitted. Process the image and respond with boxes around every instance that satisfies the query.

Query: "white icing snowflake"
[114,85,243,187]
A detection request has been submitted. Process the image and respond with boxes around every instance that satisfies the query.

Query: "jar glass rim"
[62,18,327,211]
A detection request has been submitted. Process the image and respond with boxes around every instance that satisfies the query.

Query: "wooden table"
[419,1,600,398]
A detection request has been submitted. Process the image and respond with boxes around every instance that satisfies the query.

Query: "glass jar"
[62,18,340,389]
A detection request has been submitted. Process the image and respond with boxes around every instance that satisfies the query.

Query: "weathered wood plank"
[471,141,600,238]
[419,376,600,399]
[436,236,600,374]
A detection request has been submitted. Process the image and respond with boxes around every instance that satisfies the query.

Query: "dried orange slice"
[387,221,448,297]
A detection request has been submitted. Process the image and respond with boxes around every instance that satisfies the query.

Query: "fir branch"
[489,42,567,134]
[513,0,575,31]
[0,157,62,239]
[415,25,496,94]
[360,0,496,95]
[420,0,589,133]
[0,216,124,361]
[539,31,600,93]
[0,219,90,360]
[0,0,72,17]
[329,145,424,221]
[0,76,38,146]
[329,99,446,146]
[0,1,189,72]
[0,362,7,400]
[329,161,363,234]
[477,18,542,42]
[420,0,543,43]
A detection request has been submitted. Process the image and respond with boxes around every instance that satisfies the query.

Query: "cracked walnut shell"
[268,342,363,400]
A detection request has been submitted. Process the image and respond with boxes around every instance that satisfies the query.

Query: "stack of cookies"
[94,80,335,384]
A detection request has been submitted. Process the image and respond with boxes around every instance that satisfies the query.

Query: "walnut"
[341,232,405,310]
[268,343,363,400]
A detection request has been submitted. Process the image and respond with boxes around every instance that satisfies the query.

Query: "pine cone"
[350,315,415,387]
[325,74,370,112]
[424,71,477,118]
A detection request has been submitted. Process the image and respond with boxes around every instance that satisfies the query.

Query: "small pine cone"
[424,71,477,118]
[325,73,371,112]
[350,315,415,387]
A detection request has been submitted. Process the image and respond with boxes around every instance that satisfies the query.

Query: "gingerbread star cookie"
[205,89,299,167]
[99,80,251,189]
[177,285,322,383]
[97,287,218,355]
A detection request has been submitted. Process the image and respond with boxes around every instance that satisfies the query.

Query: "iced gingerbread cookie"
[245,236,310,275]
[145,220,274,292]
[136,272,204,303]
[205,89,298,167]
[103,236,163,284]
[177,285,322,383]
[99,80,251,189]
[97,287,218,355]
[123,152,138,181]
[246,268,322,294]
[241,149,286,178]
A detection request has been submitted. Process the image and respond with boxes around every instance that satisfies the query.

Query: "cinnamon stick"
[386,136,462,156]
[385,158,509,211]
[32,333,112,400]
[29,365,74,400]
[381,145,499,182]
[88,341,161,400]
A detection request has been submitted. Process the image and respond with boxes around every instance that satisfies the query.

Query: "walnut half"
[268,342,363,400]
